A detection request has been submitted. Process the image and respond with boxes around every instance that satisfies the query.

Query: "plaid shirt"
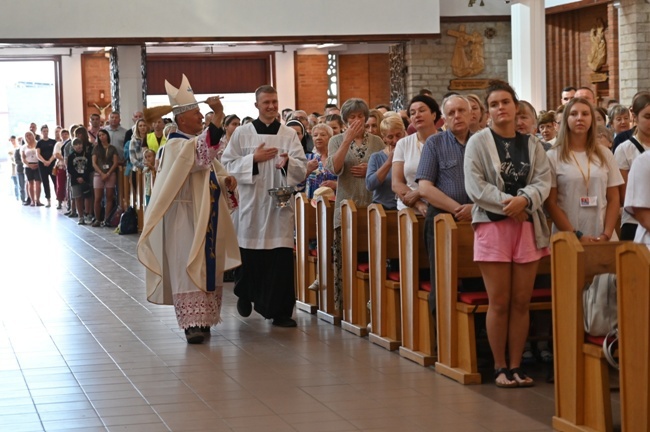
[415,129,472,207]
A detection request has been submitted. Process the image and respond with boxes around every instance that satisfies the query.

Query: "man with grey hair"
[105,111,128,164]
[124,110,144,144]
[415,94,474,315]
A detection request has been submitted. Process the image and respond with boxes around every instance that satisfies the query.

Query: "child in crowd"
[142,148,156,206]
[67,138,92,225]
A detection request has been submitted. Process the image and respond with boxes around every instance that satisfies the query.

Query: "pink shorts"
[474,218,549,263]
[93,172,116,189]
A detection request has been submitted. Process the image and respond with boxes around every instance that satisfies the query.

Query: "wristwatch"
[573,230,583,239]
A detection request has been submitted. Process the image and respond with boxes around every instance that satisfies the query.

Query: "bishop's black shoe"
[272,317,297,328]
[236,297,252,317]
[184,326,205,344]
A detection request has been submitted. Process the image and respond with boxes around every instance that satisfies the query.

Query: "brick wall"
[405,21,511,103]
[294,53,390,114]
[546,3,618,109]
[618,0,650,104]
[81,53,111,124]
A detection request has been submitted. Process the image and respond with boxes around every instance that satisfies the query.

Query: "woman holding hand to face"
[327,98,384,312]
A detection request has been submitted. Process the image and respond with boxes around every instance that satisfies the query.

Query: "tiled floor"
[0,189,603,431]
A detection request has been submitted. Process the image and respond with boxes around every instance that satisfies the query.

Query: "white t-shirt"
[624,151,650,247]
[548,147,624,238]
[393,134,423,210]
[614,138,650,226]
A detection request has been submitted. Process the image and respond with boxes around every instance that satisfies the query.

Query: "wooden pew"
[367,204,401,350]
[434,214,552,385]
[551,232,624,432]
[294,193,318,314]
[340,200,370,336]
[616,243,650,432]
[135,170,145,232]
[315,195,341,325]
[398,208,435,366]
[118,166,130,211]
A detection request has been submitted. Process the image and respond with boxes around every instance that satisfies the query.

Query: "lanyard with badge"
[571,151,597,207]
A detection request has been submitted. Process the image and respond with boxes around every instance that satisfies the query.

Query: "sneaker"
[272,317,297,328]
[307,279,319,291]
[540,349,553,363]
[67,212,78,218]
[85,215,93,224]
[56,202,62,210]
[22,200,31,206]
[64,210,71,216]
[36,202,44,207]
[184,326,205,344]
[236,297,252,317]
[91,220,101,227]
[45,200,51,208]
[78,218,86,225]
[522,349,536,364]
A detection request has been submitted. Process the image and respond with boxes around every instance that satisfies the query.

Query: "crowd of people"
[8,78,650,388]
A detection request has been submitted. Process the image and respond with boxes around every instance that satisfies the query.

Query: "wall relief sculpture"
[448,25,484,78]
[588,19,607,72]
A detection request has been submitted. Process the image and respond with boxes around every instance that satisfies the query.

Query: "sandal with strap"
[510,367,534,387]
[494,368,517,388]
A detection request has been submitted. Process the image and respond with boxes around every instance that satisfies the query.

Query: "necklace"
[349,132,369,163]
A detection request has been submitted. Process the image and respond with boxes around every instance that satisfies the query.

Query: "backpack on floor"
[105,205,124,228]
[118,206,138,235]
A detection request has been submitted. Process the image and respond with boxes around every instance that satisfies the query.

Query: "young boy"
[67,138,92,225]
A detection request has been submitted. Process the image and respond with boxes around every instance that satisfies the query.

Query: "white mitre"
[165,74,199,115]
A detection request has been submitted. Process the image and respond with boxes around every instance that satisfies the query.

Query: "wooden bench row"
[294,193,650,431]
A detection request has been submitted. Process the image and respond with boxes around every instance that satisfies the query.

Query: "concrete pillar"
[116,45,144,128]
[510,0,546,110]
[617,0,650,104]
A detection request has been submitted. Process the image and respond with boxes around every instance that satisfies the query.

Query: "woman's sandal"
[494,368,518,388]
[510,367,535,387]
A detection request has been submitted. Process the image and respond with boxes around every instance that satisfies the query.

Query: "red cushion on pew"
[458,288,552,306]
[357,263,370,273]
[585,334,606,346]
[458,291,489,305]
[585,333,617,346]
[387,271,400,282]
[530,288,552,302]
[419,281,432,292]
[309,249,318,257]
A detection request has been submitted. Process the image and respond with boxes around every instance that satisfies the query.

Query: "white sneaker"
[85,215,93,224]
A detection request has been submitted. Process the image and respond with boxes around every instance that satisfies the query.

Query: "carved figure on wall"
[448,25,485,78]
[93,103,112,121]
[588,19,607,72]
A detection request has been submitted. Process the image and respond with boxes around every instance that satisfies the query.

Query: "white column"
[275,48,296,110]
[60,53,83,128]
[618,0,650,104]
[116,45,143,125]
[510,0,547,110]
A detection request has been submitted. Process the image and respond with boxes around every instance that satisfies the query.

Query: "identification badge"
[102,164,109,170]
[79,169,84,174]
[579,196,597,207]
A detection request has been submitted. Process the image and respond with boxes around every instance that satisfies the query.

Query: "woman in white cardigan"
[464,80,551,388]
